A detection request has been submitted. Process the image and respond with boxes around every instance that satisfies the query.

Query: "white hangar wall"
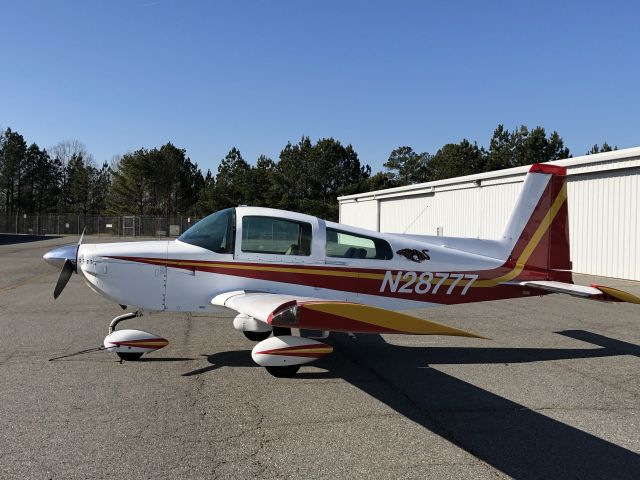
[338,147,640,281]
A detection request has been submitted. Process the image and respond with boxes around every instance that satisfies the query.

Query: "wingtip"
[591,284,640,304]
[449,329,490,340]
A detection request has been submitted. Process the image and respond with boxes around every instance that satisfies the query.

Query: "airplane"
[43,163,640,376]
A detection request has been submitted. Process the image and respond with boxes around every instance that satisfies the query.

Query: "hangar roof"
[338,146,640,203]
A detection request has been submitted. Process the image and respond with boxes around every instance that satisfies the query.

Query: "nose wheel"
[104,310,169,361]
[117,352,144,362]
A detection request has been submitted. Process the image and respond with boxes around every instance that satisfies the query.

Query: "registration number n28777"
[379,271,478,295]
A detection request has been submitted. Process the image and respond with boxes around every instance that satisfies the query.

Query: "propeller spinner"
[43,230,84,299]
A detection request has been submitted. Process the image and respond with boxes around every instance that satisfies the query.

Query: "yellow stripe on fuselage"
[162,258,384,280]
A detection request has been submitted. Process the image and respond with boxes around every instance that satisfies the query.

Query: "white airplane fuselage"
[78,232,502,314]
[75,182,561,315]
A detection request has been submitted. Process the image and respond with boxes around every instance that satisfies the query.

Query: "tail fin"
[501,163,572,282]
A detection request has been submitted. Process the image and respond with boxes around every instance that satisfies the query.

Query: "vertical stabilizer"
[501,164,572,282]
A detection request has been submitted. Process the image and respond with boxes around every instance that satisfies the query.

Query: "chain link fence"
[0,214,203,237]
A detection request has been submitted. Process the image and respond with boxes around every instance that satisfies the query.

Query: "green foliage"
[385,124,573,185]
[0,128,28,215]
[366,171,398,191]
[271,137,370,219]
[22,144,61,214]
[383,146,430,185]
[428,140,486,181]
[109,143,203,216]
[109,149,150,215]
[194,169,215,215]
[485,124,513,171]
[249,155,278,207]
[213,147,251,209]
[587,142,617,155]
[485,125,571,171]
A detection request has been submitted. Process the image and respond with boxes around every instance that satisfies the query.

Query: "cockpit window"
[177,208,235,253]
[326,228,392,259]
[241,216,312,256]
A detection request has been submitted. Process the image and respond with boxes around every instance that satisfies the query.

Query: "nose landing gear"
[104,311,169,361]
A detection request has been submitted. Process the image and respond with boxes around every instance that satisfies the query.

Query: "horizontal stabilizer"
[522,280,640,304]
[521,281,601,297]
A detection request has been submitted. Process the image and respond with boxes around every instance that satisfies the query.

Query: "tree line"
[0,125,616,221]
[377,125,615,188]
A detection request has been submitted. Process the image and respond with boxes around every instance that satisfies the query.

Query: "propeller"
[53,259,75,299]
[44,229,85,299]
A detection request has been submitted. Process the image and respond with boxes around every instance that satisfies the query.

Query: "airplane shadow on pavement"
[183,330,640,479]
[182,350,255,376]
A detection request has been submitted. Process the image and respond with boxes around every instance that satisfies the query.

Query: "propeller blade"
[78,228,85,247]
[53,259,75,299]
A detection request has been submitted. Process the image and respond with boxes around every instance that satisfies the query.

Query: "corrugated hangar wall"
[338,147,640,281]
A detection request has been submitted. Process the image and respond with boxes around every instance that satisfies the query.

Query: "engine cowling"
[251,336,332,367]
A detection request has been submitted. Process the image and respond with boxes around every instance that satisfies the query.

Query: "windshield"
[177,208,235,253]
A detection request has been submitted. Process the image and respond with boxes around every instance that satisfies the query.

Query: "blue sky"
[1,0,638,173]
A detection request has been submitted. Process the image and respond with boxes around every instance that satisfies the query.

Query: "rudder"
[501,163,572,282]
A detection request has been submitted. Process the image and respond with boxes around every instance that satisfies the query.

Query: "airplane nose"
[43,244,78,269]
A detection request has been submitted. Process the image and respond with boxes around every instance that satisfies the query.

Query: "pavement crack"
[210,401,267,479]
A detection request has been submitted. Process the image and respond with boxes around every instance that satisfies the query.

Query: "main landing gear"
[235,314,333,377]
[235,320,305,376]
[266,327,298,377]
[241,326,292,342]
[249,327,333,378]
[242,330,272,342]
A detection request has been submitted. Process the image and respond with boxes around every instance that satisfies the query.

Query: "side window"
[326,228,393,260]
[242,216,312,256]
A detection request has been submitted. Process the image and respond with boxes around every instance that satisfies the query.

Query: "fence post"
[15,213,18,234]
[57,215,60,235]
[36,214,39,235]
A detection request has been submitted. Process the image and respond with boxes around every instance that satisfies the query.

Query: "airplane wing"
[212,291,485,338]
[521,281,640,304]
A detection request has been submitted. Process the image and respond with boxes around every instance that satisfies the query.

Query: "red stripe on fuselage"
[255,343,332,357]
[105,255,548,305]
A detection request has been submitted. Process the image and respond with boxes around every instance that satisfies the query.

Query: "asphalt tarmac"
[1,235,639,479]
